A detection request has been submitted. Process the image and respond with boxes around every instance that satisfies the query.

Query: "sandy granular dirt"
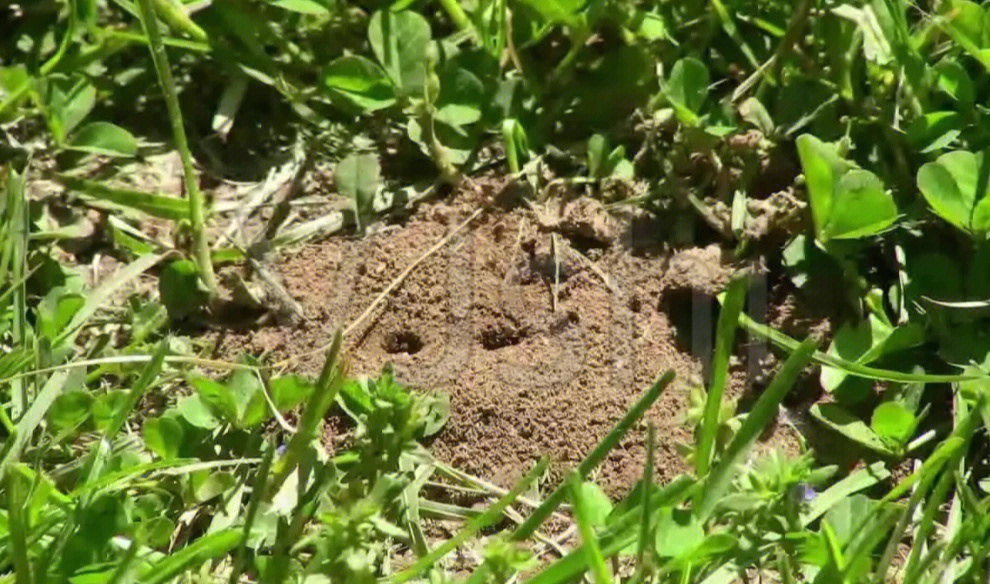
[214,182,802,496]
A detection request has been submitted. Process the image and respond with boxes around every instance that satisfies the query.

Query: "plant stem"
[134,0,217,297]
[436,0,477,42]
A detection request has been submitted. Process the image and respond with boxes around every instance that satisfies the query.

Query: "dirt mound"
[213,186,786,495]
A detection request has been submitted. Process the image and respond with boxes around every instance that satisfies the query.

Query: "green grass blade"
[872,405,982,583]
[524,476,696,584]
[698,338,817,519]
[801,462,890,526]
[268,329,344,494]
[228,443,274,584]
[134,0,216,296]
[104,341,168,440]
[1,370,71,475]
[511,370,676,541]
[57,174,192,221]
[569,474,614,584]
[139,529,241,584]
[634,423,656,579]
[697,276,748,477]
[57,253,166,346]
[6,465,33,584]
[3,168,28,419]
[106,532,143,584]
[738,312,983,384]
[390,457,550,584]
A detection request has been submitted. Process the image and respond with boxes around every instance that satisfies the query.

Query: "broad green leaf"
[190,470,236,502]
[142,414,185,460]
[270,375,315,410]
[368,10,431,97]
[906,111,963,153]
[45,77,96,142]
[48,390,93,432]
[822,169,898,239]
[92,391,129,433]
[159,259,208,320]
[67,122,138,157]
[189,376,239,423]
[177,394,220,429]
[435,66,484,129]
[37,287,84,341]
[935,59,975,104]
[655,508,704,559]
[810,403,893,455]
[0,66,30,120]
[833,4,892,64]
[321,55,396,112]
[871,401,916,444]
[268,0,328,15]
[577,481,612,527]
[514,0,586,26]
[823,494,877,545]
[224,368,268,428]
[336,153,380,229]
[796,134,897,241]
[821,315,924,396]
[917,149,990,235]
[664,58,709,126]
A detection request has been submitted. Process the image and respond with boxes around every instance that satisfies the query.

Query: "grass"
[2,0,990,582]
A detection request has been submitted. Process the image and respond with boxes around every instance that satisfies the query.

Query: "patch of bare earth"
[213,182,801,496]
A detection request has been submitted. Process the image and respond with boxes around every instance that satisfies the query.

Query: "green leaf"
[268,0,328,15]
[515,0,586,26]
[935,58,975,104]
[92,391,129,433]
[823,494,878,545]
[664,58,709,126]
[906,111,963,153]
[821,315,924,397]
[577,481,613,528]
[832,4,893,64]
[225,368,268,428]
[870,402,916,444]
[810,403,893,455]
[67,122,138,157]
[37,287,84,341]
[321,56,396,112]
[796,134,898,241]
[270,375,315,411]
[655,508,704,559]
[140,529,241,584]
[159,259,208,320]
[190,470,236,502]
[435,66,484,129]
[917,149,990,236]
[142,414,185,460]
[336,153,380,229]
[58,175,191,221]
[368,10,431,97]
[828,170,897,239]
[189,376,239,424]
[46,77,96,142]
[48,390,94,432]
[176,394,220,429]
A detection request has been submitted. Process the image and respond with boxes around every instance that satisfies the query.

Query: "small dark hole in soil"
[479,323,526,350]
[659,287,719,361]
[384,331,424,354]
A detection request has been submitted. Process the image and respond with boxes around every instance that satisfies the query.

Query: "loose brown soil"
[214,181,804,496]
